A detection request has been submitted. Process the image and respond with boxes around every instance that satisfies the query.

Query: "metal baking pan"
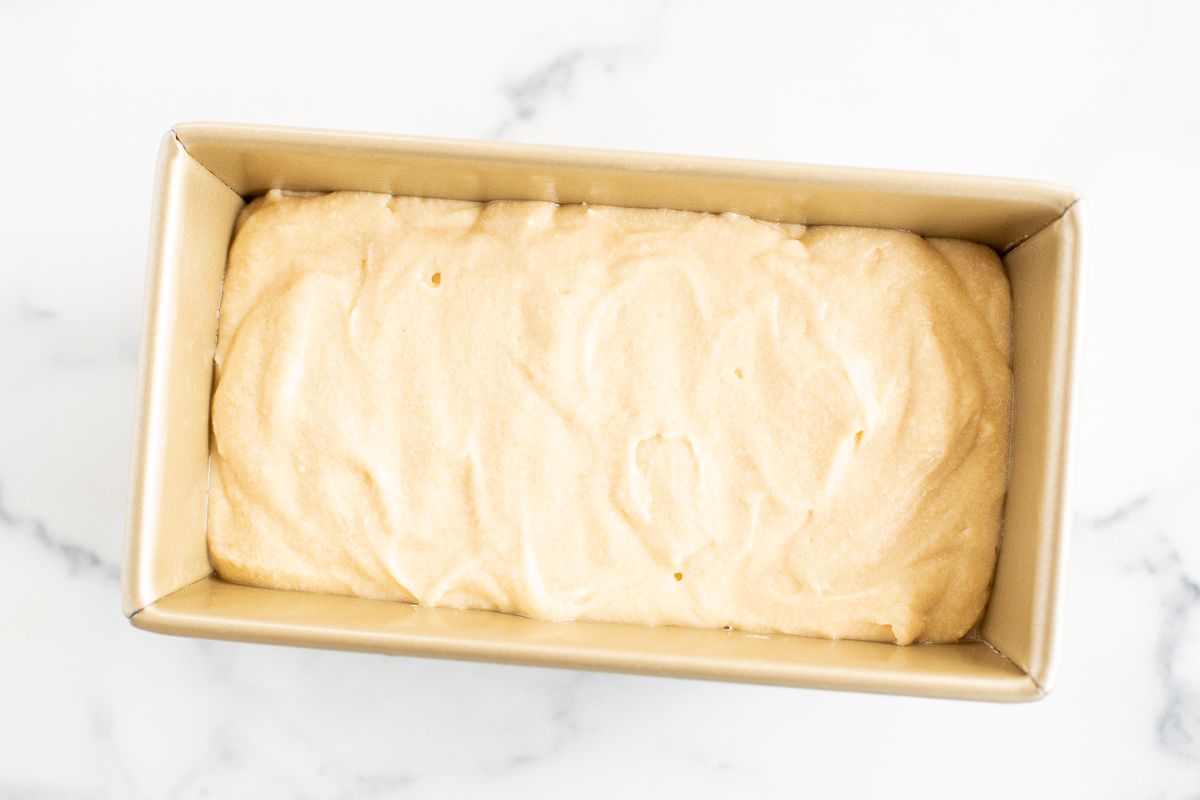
[123,123,1084,701]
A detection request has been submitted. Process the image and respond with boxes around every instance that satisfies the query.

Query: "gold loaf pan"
[123,124,1085,701]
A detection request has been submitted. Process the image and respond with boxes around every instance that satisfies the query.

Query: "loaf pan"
[123,123,1085,701]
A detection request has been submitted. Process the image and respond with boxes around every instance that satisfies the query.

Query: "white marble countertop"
[2,1,1198,796]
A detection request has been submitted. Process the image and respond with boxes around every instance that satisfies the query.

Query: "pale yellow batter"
[208,190,1012,645]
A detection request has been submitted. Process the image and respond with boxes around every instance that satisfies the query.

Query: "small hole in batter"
[674,572,683,582]
[431,272,441,286]
[854,430,864,446]
[723,625,733,631]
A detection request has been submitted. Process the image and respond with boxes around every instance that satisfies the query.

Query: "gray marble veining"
[490,2,672,139]
[0,482,120,582]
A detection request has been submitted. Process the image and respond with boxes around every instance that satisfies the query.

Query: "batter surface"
[208,190,1012,644]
